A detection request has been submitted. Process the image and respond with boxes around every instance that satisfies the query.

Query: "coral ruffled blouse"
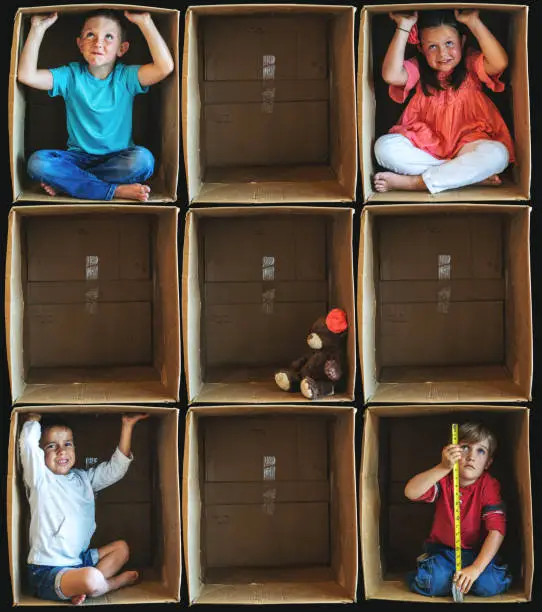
[388,50,515,162]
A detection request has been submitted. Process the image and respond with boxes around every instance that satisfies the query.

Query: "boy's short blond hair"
[81,9,127,42]
[458,422,497,459]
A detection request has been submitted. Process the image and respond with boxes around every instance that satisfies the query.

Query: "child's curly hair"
[458,422,497,459]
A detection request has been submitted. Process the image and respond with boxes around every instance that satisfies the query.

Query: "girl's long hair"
[416,10,469,96]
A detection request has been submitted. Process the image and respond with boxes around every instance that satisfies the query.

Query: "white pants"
[374,133,509,194]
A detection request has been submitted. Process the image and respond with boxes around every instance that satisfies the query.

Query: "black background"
[1,0,540,610]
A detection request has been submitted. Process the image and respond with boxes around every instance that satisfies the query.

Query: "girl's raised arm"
[382,12,418,86]
[455,9,508,75]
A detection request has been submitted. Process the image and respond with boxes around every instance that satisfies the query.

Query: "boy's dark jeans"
[407,542,512,597]
[27,146,154,200]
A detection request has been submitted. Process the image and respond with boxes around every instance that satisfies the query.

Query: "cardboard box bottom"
[195,567,353,604]
[18,366,172,404]
[195,165,353,203]
[373,365,524,402]
[197,365,352,403]
[367,579,528,604]
[365,177,526,204]
[16,573,177,606]
[16,183,175,204]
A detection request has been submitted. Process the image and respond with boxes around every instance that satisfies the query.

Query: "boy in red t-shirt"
[405,422,512,597]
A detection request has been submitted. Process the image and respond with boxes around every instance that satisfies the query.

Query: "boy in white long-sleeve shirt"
[20,412,148,605]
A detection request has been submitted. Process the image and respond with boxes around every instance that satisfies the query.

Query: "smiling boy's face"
[41,426,76,475]
[457,436,493,485]
[77,16,129,68]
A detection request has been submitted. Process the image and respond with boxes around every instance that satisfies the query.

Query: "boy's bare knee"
[79,567,105,597]
[113,539,130,563]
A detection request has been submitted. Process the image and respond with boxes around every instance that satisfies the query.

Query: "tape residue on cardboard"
[437,254,451,314]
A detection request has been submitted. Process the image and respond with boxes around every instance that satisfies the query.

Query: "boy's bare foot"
[109,570,139,591]
[373,172,426,192]
[40,182,57,196]
[479,174,502,186]
[114,184,151,202]
[70,594,86,606]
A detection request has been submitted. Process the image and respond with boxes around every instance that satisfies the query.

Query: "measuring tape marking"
[452,423,462,575]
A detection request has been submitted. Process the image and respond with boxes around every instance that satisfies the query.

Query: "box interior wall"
[184,5,356,203]
[7,207,180,404]
[184,406,357,604]
[359,205,532,403]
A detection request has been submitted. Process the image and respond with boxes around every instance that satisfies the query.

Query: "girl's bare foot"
[70,594,86,606]
[114,184,151,202]
[41,182,57,196]
[373,172,427,192]
[479,174,502,186]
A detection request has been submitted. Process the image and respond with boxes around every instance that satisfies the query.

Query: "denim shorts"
[27,548,99,601]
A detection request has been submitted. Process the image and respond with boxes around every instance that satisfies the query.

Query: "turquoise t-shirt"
[49,62,149,155]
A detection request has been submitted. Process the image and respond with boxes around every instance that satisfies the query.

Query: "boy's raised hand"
[440,444,462,471]
[25,413,41,422]
[30,12,58,33]
[124,11,152,28]
[389,11,418,30]
[121,413,149,428]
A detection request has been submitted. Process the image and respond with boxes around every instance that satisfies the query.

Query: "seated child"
[17,9,174,201]
[374,9,514,194]
[404,422,512,598]
[20,412,148,605]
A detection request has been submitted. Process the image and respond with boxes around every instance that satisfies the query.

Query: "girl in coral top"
[373,9,515,194]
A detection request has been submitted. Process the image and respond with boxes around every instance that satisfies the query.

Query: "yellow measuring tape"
[451,423,463,602]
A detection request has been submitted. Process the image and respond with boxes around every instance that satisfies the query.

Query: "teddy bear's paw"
[275,371,292,391]
[300,378,315,399]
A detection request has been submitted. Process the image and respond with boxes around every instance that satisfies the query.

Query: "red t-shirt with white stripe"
[416,471,506,549]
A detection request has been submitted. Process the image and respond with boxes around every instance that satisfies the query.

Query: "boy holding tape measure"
[404,422,512,598]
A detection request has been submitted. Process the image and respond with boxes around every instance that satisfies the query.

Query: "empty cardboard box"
[358,3,530,202]
[360,404,533,602]
[182,206,356,403]
[7,405,181,605]
[9,4,179,203]
[183,4,357,204]
[5,204,181,404]
[358,204,532,403]
[183,405,357,604]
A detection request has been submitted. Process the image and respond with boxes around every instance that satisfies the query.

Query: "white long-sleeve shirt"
[19,420,132,567]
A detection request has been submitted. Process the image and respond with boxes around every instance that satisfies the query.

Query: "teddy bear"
[274,308,348,400]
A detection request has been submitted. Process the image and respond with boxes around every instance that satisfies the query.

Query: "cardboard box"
[9,4,180,202]
[5,205,181,404]
[183,405,357,604]
[7,405,181,605]
[358,3,530,202]
[183,4,357,204]
[182,206,356,403]
[360,404,533,602]
[358,204,532,403]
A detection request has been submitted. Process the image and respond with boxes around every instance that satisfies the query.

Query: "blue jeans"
[407,543,512,597]
[27,146,155,200]
[27,548,99,601]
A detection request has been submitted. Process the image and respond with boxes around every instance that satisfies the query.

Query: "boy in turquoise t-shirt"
[18,9,174,201]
